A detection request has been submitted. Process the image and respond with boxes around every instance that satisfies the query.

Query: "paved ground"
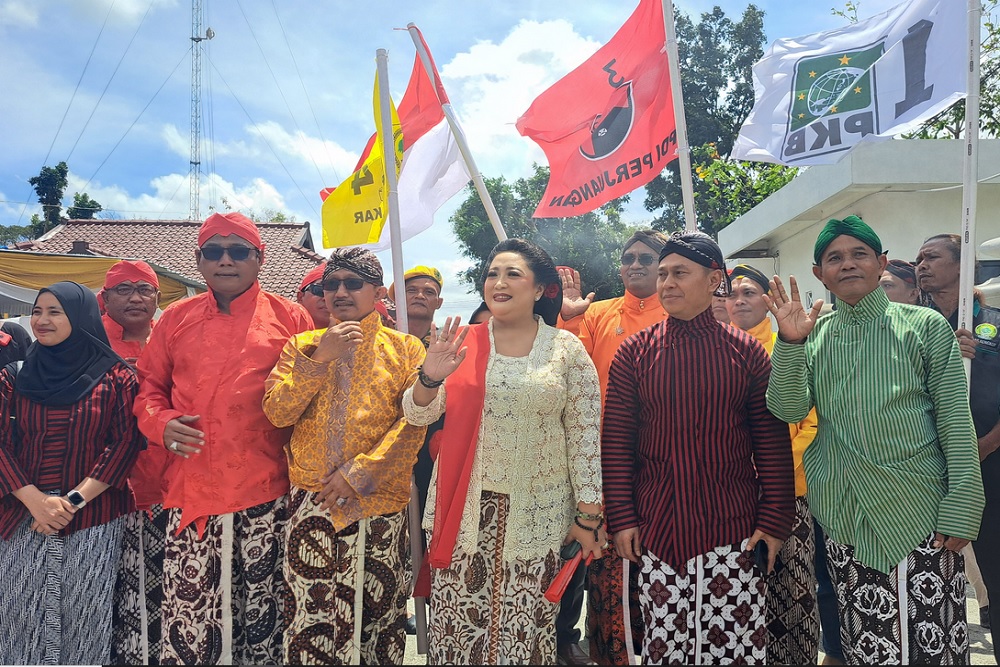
[400,590,996,664]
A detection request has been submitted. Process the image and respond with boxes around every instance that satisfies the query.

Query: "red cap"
[197,212,264,250]
[298,263,326,292]
[103,259,159,290]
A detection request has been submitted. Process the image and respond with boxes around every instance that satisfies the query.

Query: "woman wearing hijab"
[404,239,605,664]
[0,282,144,665]
[0,321,31,368]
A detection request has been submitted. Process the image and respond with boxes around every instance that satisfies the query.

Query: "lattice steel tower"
[189,0,213,221]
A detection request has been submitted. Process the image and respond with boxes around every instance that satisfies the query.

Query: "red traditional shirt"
[134,283,312,534]
[0,364,144,539]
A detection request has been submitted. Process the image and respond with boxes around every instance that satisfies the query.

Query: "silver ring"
[170,441,180,452]
[336,497,348,507]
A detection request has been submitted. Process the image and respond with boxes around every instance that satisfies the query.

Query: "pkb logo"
[781,20,936,163]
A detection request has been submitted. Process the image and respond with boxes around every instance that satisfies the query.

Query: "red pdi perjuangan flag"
[516,0,678,218]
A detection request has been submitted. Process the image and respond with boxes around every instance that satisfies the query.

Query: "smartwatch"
[66,490,87,509]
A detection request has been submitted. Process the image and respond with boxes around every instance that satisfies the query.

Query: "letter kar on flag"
[516,0,678,219]
[322,70,402,248]
[733,0,966,166]
[321,54,471,250]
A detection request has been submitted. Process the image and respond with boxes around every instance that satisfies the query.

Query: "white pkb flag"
[732,0,967,166]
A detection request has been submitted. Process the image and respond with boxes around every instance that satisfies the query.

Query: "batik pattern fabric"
[159,498,287,666]
[283,487,409,666]
[427,490,561,665]
[826,532,969,665]
[765,495,820,665]
[587,543,643,665]
[112,504,170,665]
[0,515,123,665]
[638,540,767,665]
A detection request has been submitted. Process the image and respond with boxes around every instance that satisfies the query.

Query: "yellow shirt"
[263,310,427,530]
[746,317,817,496]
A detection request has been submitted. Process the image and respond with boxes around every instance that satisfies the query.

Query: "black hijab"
[0,321,32,367]
[15,282,126,406]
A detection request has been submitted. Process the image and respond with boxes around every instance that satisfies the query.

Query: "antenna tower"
[189,0,213,221]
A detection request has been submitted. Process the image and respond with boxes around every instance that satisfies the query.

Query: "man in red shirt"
[602,232,794,665]
[100,260,173,665]
[295,263,328,328]
[133,212,312,665]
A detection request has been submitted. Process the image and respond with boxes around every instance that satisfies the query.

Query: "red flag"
[516,0,678,218]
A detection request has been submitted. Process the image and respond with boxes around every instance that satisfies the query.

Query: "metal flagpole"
[958,0,982,380]
[375,50,429,654]
[407,24,508,243]
[661,0,698,232]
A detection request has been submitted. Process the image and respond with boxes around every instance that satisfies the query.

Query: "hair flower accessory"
[544,283,560,299]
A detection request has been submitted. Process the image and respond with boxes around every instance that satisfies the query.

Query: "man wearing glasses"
[296,263,329,329]
[263,247,427,665]
[556,229,668,666]
[100,259,161,366]
[133,212,312,665]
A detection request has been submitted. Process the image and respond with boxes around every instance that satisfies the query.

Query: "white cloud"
[0,1,39,29]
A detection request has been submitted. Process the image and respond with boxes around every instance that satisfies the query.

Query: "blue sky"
[0,0,900,313]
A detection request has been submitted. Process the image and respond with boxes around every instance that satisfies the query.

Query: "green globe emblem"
[807,67,865,117]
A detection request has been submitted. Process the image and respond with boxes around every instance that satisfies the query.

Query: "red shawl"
[427,322,491,568]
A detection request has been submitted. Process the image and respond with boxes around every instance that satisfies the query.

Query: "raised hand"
[421,316,470,383]
[762,276,824,344]
[558,267,594,320]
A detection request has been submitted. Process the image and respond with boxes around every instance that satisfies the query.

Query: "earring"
[535,295,541,301]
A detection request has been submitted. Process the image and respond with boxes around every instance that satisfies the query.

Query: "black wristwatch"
[66,490,87,509]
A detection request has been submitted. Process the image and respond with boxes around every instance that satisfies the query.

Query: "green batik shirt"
[767,287,984,573]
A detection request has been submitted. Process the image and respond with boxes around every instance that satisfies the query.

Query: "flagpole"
[661,0,698,232]
[406,24,508,243]
[376,50,429,652]
[958,0,981,379]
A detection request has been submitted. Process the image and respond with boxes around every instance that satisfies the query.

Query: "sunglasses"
[621,253,658,267]
[111,284,157,298]
[302,283,324,297]
[323,278,367,292]
[199,245,257,262]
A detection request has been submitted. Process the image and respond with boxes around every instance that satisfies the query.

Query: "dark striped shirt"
[0,363,143,539]
[602,307,795,568]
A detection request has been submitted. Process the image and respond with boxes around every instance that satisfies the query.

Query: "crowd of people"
[0,209,994,666]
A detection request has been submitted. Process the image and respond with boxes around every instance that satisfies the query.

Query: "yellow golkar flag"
[322,69,403,248]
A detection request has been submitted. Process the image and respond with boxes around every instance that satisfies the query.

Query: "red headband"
[298,264,326,292]
[197,212,264,250]
[103,259,159,290]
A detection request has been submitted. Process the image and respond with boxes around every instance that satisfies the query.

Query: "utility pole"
[189,0,213,221]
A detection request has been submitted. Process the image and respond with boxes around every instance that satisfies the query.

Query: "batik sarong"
[159,497,287,666]
[639,540,767,665]
[0,515,124,665]
[428,490,561,665]
[283,487,410,665]
[112,504,170,665]
[826,532,969,665]
[765,496,820,664]
[587,538,643,665]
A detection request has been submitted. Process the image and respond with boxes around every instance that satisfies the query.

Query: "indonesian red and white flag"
[516,0,678,218]
[321,47,470,250]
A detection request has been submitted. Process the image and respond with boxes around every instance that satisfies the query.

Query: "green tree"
[0,224,33,245]
[451,164,633,299]
[67,192,103,219]
[28,162,69,234]
[643,4,797,235]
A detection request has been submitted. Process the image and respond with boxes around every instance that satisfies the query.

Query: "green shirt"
[767,288,984,573]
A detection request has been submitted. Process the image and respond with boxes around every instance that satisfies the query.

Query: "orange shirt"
[745,317,817,497]
[559,290,668,400]
[134,283,312,534]
[263,310,427,531]
[103,313,165,510]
